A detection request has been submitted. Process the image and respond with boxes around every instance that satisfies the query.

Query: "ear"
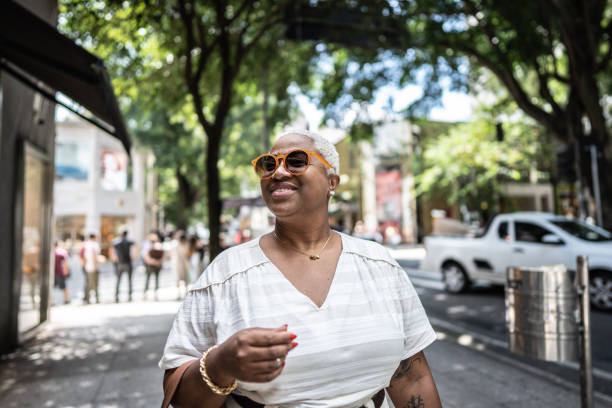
[328,173,340,194]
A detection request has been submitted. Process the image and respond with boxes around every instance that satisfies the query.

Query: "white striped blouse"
[159,232,436,408]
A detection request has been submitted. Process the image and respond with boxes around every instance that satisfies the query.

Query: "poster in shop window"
[100,150,127,191]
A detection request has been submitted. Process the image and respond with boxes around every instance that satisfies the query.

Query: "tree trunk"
[175,169,192,230]
[262,57,270,152]
[206,131,223,259]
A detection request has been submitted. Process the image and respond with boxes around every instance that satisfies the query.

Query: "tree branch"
[532,57,564,118]
[227,0,253,24]
[441,40,564,136]
[177,0,213,135]
[597,21,612,71]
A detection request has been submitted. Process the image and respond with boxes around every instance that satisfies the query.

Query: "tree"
[297,0,612,227]
[404,0,612,227]
[60,1,317,258]
[59,0,207,230]
[416,118,552,218]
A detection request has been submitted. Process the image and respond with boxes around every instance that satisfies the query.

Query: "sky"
[296,83,474,131]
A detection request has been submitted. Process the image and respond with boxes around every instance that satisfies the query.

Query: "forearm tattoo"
[391,355,423,382]
[403,395,425,408]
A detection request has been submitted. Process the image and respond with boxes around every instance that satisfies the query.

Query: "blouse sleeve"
[158,287,217,370]
[393,265,436,360]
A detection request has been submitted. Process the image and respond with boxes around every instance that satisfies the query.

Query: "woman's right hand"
[206,325,297,384]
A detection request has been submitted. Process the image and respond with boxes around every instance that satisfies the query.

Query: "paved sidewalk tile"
[0,301,180,408]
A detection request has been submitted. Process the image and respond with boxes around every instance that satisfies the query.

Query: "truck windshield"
[550,220,612,242]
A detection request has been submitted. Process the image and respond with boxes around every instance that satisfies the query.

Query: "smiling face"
[261,133,338,220]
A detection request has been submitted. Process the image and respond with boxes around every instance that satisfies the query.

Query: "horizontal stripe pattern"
[160,233,435,407]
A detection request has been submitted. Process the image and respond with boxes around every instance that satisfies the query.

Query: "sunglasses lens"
[286,150,309,173]
[256,155,277,177]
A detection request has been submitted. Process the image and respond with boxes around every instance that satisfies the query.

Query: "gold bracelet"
[199,345,238,395]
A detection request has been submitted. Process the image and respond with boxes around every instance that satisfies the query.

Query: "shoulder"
[340,232,400,268]
[190,238,268,291]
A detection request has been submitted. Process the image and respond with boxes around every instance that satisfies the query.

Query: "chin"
[267,203,300,219]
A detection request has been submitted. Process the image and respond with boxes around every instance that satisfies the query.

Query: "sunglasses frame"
[251,148,333,180]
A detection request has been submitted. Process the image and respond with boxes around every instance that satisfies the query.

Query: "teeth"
[274,188,293,193]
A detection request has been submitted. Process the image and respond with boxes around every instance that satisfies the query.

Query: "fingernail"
[289,333,297,340]
[282,361,286,367]
[282,324,288,331]
[292,341,298,348]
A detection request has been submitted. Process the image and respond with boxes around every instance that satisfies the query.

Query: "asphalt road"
[395,257,612,398]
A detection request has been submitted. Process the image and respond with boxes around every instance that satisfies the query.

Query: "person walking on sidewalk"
[170,231,190,299]
[83,233,102,304]
[111,230,137,302]
[53,242,70,304]
[159,130,441,408]
[144,234,165,300]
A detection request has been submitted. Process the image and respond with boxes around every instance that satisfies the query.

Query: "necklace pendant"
[309,255,320,260]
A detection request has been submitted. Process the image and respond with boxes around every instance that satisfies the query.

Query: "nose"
[272,158,291,178]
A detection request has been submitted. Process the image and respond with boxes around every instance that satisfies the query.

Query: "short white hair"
[276,129,339,175]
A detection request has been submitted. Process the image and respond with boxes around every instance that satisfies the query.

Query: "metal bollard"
[576,256,593,408]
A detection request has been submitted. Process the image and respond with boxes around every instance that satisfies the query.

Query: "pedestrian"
[159,130,441,408]
[188,233,203,281]
[78,239,87,302]
[82,233,102,304]
[53,241,70,305]
[144,234,165,300]
[170,231,190,299]
[111,229,136,302]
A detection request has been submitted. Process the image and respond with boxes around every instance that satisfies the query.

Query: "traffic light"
[495,123,504,142]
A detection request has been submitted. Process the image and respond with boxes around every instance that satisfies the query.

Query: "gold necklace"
[273,230,333,260]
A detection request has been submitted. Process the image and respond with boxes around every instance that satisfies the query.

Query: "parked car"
[421,212,612,310]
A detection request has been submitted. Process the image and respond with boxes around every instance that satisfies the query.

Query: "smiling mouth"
[270,184,298,197]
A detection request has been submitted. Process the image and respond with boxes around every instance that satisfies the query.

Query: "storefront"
[0,0,130,353]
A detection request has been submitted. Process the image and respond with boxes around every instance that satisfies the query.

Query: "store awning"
[0,1,131,154]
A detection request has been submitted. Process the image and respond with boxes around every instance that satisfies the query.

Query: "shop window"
[19,145,50,334]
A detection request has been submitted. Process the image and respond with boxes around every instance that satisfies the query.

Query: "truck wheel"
[442,262,469,293]
[589,271,612,311]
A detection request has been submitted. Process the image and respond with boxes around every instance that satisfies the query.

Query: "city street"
[2,252,612,407]
[389,245,612,400]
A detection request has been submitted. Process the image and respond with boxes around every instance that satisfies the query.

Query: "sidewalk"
[2,299,611,407]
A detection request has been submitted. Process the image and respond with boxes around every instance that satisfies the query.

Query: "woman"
[170,231,191,299]
[160,130,441,408]
[144,234,165,300]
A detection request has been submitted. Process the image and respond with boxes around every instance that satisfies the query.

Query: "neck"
[274,217,331,249]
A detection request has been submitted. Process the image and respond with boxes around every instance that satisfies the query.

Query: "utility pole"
[589,144,603,226]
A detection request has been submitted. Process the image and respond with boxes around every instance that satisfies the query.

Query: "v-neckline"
[258,232,345,310]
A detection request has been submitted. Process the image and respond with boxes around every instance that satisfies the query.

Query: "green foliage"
[416,118,551,211]
[58,0,317,234]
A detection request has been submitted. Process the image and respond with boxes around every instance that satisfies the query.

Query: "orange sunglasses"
[251,149,333,180]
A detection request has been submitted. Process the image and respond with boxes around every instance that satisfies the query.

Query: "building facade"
[0,0,131,353]
[54,115,158,254]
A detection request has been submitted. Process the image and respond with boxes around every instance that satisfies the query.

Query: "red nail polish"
[289,333,297,340]
[282,361,286,367]
[292,341,298,348]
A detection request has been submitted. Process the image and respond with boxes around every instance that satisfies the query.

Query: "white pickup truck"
[421,212,612,310]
